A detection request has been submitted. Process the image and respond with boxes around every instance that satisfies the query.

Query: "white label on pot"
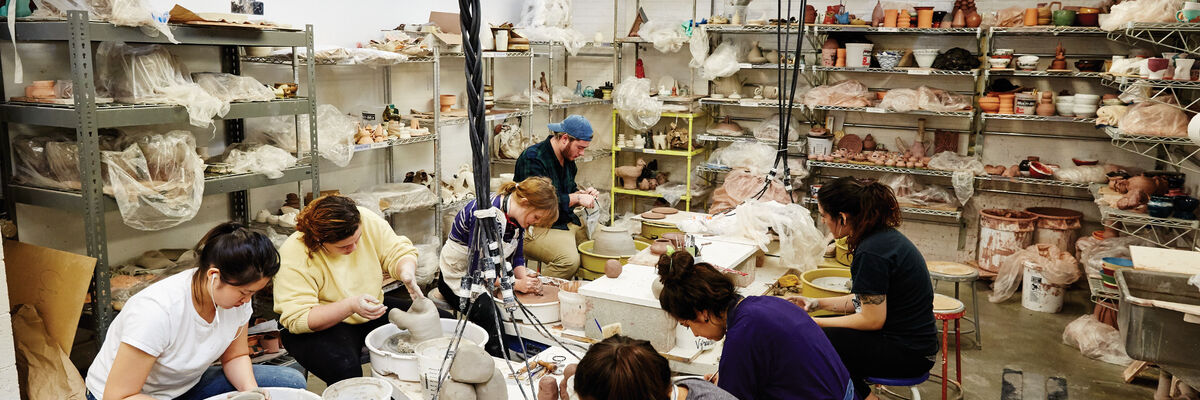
[738,63,752,69]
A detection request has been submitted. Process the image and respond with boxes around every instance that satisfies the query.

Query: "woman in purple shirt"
[657,251,856,400]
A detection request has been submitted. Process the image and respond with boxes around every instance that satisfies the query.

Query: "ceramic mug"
[1148,57,1170,79]
[1178,9,1200,23]
[1176,58,1196,81]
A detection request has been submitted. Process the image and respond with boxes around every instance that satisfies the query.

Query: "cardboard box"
[4,241,96,354]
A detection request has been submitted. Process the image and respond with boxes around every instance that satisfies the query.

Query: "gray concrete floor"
[300,283,1161,399]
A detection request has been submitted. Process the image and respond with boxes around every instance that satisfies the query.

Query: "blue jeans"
[86,364,307,400]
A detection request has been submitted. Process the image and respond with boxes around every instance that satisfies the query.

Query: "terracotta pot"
[862,134,877,150]
[661,232,686,251]
[1036,101,1056,116]
[439,94,457,112]
[593,226,637,256]
[651,239,670,257]
[966,11,982,27]
[952,9,966,27]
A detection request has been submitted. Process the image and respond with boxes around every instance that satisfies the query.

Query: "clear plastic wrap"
[709,169,792,214]
[98,43,226,127]
[878,88,919,112]
[707,141,777,175]
[345,48,410,65]
[916,86,972,112]
[752,114,801,143]
[804,80,871,107]
[655,182,688,206]
[991,244,1080,303]
[699,41,741,81]
[346,183,437,217]
[515,0,588,55]
[688,26,708,68]
[1100,0,1180,32]
[245,104,357,167]
[880,173,958,208]
[1095,105,1129,127]
[1117,101,1188,137]
[194,73,275,103]
[951,171,975,205]
[1056,165,1109,184]
[927,151,986,176]
[516,27,590,56]
[1062,314,1134,365]
[1190,274,1200,293]
[109,0,176,43]
[102,130,205,231]
[640,19,688,53]
[221,144,298,179]
[1077,236,1148,277]
[683,200,823,271]
[613,77,663,131]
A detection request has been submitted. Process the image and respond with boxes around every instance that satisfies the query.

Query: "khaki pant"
[523,223,587,279]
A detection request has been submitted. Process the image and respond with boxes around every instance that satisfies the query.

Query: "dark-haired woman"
[574,334,736,400]
[789,176,938,399]
[85,223,305,400]
[273,194,431,384]
[656,252,854,400]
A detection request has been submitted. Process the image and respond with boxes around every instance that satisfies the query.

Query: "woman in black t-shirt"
[789,177,938,400]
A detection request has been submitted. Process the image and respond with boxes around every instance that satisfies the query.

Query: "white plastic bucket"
[845,43,874,68]
[366,319,489,382]
[202,388,320,400]
[559,291,588,332]
[415,337,479,400]
[1022,261,1065,313]
[495,297,560,324]
[322,377,392,400]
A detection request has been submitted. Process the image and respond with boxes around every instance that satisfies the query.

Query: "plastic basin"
[578,240,650,280]
[366,319,488,382]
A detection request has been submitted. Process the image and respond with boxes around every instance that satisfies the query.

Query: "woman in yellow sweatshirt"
[273,194,430,384]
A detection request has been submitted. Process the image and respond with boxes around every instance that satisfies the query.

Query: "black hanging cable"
[753,0,806,203]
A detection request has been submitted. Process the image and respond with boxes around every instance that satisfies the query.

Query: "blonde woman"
[438,176,559,356]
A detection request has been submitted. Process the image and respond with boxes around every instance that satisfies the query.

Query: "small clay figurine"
[652,132,668,149]
[1049,42,1068,70]
[614,159,648,189]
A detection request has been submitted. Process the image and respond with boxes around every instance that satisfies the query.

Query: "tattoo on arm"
[859,294,887,305]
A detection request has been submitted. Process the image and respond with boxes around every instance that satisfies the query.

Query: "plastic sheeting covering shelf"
[245,104,357,167]
[613,77,663,131]
[345,183,437,218]
[97,43,225,127]
[677,200,824,271]
[219,144,298,179]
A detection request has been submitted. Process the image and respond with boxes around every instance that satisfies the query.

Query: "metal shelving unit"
[808,105,974,118]
[811,66,980,76]
[980,113,1097,124]
[610,110,704,218]
[0,12,319,339]
[812,25,981,36]
[1090,184,1199,249]
[802,197,962,221]
[985,70,1106,79]
[698,97,805,109]
[1118,22,1200,57]
[695,133,804,148]
[1103,126,1200,173]
[807,161,954,177]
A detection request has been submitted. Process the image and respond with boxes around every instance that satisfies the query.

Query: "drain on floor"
[1002,368,1068,400]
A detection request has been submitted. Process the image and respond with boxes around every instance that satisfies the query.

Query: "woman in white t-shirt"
[86,223,307,400]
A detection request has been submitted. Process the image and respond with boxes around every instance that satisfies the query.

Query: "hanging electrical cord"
[751,0,807,203]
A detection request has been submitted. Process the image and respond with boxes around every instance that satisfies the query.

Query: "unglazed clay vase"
[952,9,966,27]
[966,11,982,27]
[1036,93,1055,116]
[604,259,623,278]
[593,226,637,256]
[651,239,670,256]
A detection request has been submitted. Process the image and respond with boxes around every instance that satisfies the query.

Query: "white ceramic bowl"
[1074,94,1101,104]
[203,389,321,400]
[1056,102,1075,116]
[1055,95,1074,104]
[1073,103,1099,117]
[365,319,489,382]
[993,49,1015,57]
[1189,113,1200,145]
[988,57,1010,69]
[1016,55,1040,70]
[914,51,938,68]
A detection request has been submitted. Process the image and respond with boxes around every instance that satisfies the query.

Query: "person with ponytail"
[656,252,854,400]
[86,223,305,400]
[438,176,558,357]
[273,194,434,384]
[789,177,937,400]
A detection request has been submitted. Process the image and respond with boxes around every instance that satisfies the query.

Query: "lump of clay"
[389,297,442,343]
[560,365,578,400]
[477,368,510,400]
[438,379,477,400]
[604,259,622,278]
[538,376,559,400]
[449,344,495,384]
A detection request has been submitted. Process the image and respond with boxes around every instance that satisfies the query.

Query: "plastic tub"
[495,286,561,324]
[845,43,874,68]
[834,237,852,266]
[366,319,489,382]
[415,337,480,400]
[801,268,852,316]
[578,240,651,280]
[202,388,321,400]
[559,290,588,332]
[1117,269,1200,369]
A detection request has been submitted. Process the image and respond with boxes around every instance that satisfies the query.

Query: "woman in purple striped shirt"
[437,176,559,356]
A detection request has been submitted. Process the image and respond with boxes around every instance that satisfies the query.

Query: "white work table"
[503,236,793,376]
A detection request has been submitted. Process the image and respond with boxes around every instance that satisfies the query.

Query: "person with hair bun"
[273,194,434,385]
[789,176,937,400]
[573,334,736,400]
[438,176,558,356]
[86,222,305,400]
[656,252,854,400]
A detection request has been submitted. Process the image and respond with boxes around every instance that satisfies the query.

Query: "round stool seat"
[933,294,965,317]
[927,261,979,282]
[865,373,929,387]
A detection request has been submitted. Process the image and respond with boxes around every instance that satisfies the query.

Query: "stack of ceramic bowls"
[875,50,903,69]
[1100,257,1132,290]
[913,49,939,68]
[1073,93,1100,117]
[1056,95,1075,116]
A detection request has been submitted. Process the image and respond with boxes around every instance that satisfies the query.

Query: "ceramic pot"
[1174,196,1199,219]
[1052,9,1076,26]
[805,5,818,23]
[1148,196,1174,218]
[966,11,982,27]
[1016,55,1039,71]
[1024,8,1039,26]
[821,48,838,66]
[1036,100,1056,116]
[883,9,899,27]
[651,239,671,256]
[1073,103,1098,117]
[1073,93,1100,105]
[916,7,935,28]
[592,226,637,256]
[661,232,686,251]
[875,50,903,69]
[952,9,966,27]
[1175,58,1196,81]
[913,49,938,68]
[1056,102,1075,116]
[1077,12,1099,26]
[439,94,457,112]
[1148,58,1170,79]
[988,57,1010,69]
[979,97,1001,113]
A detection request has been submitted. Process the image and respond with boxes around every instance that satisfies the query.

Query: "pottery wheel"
[383,332,416,355]
[641,211,665,220]
[651,207,678,215]
[812,276,852,292]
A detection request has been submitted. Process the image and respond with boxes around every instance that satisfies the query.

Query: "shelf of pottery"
[0,13,323,337]
[610,109,707,219]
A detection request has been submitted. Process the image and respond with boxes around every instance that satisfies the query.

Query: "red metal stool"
[933,294,965,400]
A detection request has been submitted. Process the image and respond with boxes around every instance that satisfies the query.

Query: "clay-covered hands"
[582,187,600,199]
[786,296,820,312]
[349,294,386,320]
[514,276,543,295]
[572,192,597,209]
[394,257,424,300]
